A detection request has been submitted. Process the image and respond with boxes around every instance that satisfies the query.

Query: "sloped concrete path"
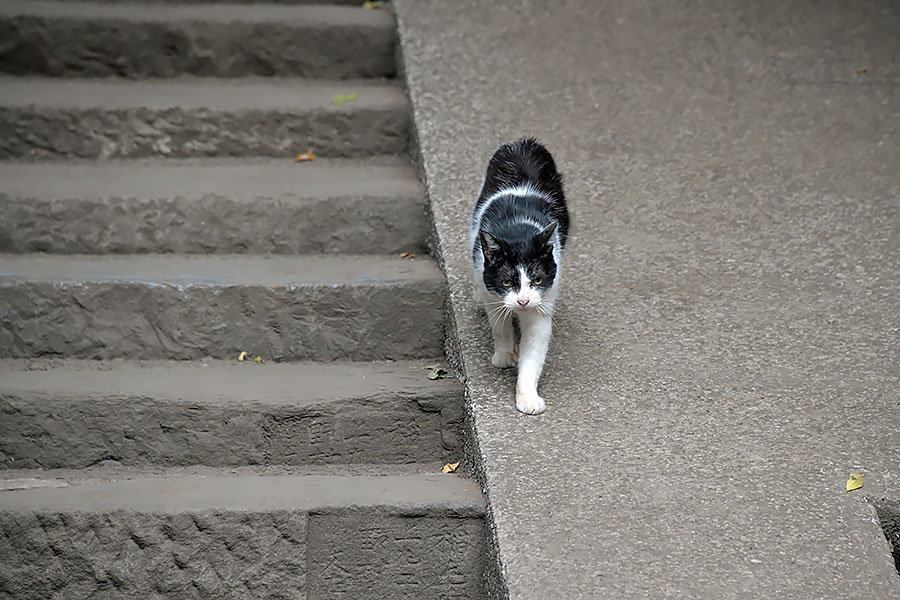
[395,0,900,597]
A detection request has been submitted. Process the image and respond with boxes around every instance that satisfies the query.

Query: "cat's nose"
[517,297,530,307]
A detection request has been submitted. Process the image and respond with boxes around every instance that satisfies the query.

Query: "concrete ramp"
[394,0,900,597]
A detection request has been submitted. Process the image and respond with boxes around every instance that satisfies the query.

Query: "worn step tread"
[0,77,408,158]
[0,76,405,111]
[48,0,366,3]
[0,253,445,360]
[0,0,393,26]
[0,358,464,468]
[0,462,453,482]
[0,157,428,255]
[0,253,441,285]
[0,1,395,79]
[1,467,488,598]
[0,470,484,515]
[0,358,457,407]
[0,156,421,200]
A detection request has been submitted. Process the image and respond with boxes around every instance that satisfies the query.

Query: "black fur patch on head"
[479,225,558,296]
[475,137,569,248]
[472,138,569,297]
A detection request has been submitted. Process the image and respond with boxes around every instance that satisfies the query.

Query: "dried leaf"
[294,152,316,162]
[238,351,248,361]
[362,1,383,8]
[845,473,864,493]
[400,252,416,259]
[857,67,868,75]
[441,462,460,473]
[427,368,448,380]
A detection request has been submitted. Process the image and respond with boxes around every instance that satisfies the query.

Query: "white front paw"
[491,351,517,368]
[515,392,546,415]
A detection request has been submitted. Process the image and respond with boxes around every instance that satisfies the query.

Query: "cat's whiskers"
[479,300,506,308]
[486,304,512,335]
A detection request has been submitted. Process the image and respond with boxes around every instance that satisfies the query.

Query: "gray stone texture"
[0,254,446,361]
[0,510,308,600]
[0,359,464,469]
[0,158,428,255]
[308,513,488,599]
[0,471,486,600]
[395,0,900,597]
[0,0,491,597]
[0,1,395,79]
[0,78,408,159]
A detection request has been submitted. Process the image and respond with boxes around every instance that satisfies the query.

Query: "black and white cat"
[471,138,569,415]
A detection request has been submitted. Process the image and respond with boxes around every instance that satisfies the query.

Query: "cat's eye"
[531,277,543,286]
[501,280,513,287]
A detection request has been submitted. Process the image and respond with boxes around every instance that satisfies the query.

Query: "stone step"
[0,358,463,469]
[0,1,395,79]
[0,77,408,159]
[49,0,367,4]
[0,158,428,255]
[0,253,445,360]
[0,469,487,599]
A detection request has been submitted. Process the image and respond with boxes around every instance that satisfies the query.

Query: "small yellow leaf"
[332,93,358,106]
[252,355,264,363]
[238,351,248,361]
[294,152,316,162]
[845,473,864,492]
[857,67,868,75]
[362,1,383,8]
[441,462,460,473]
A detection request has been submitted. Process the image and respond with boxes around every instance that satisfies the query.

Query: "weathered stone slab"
[0,79,408,159]
[0,1,395,79]
[0,254,446,361]
[0,359,463,469]
[0,158,427,255]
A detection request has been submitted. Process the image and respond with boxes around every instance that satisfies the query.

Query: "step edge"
[0,473,485,515]
[0,0,396,28]
[0,253,446,285]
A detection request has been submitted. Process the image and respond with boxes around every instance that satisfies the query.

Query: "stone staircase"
[0,1,487,598]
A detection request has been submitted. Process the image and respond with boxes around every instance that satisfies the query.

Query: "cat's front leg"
[488,309,517,368]
[515,310,553,414]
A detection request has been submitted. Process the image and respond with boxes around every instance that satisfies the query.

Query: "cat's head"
[479,223,558,312]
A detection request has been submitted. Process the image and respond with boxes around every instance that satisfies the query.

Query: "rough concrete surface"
[0,254,446,360]
[0,359,463,468]
[0,1,395,79]
[0,158,428,254]
[874,499,900,573]
[0,78,408,158]
[395,0,900,598]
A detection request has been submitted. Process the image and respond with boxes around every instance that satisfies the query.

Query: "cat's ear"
[536,222,557,253]
[479,231,503,264]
